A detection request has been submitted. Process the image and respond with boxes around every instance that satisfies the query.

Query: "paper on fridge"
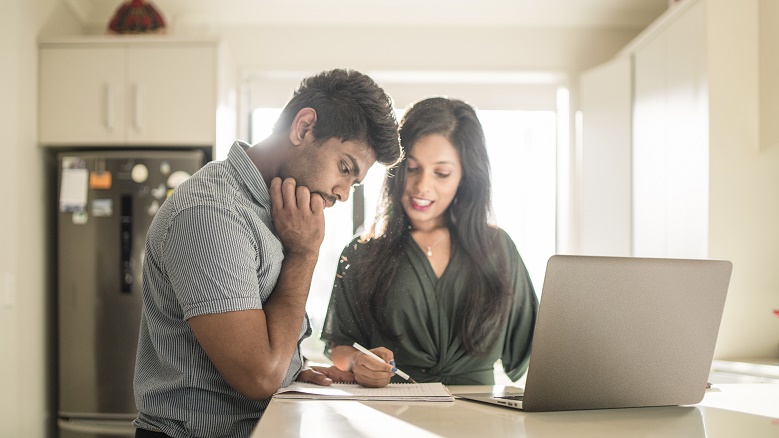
[59,157,89,212]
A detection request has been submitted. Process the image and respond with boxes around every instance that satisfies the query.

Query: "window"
[250,107,557,382]
[480,110,556,293]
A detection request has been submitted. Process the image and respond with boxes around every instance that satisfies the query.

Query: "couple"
[133,68,538,438]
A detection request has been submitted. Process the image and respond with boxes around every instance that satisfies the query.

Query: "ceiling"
[64,0,670,31]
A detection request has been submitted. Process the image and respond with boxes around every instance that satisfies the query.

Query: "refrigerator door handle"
[58,418,136,435]
[120,194,133,293]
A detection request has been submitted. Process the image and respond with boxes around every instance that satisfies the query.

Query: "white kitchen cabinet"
[632,0,709,260]
[39,37,221,147]
[599,0,778,360]
[578,57,632,257]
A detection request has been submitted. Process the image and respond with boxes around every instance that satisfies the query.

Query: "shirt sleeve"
[500,231,539,382]
[163,204,263,320]
[320,240,372,359]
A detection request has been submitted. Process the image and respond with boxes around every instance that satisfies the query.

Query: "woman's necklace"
[424,231,446,257]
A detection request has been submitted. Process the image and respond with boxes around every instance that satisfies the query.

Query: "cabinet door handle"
[104,84,114,131]
[133,83,141,131]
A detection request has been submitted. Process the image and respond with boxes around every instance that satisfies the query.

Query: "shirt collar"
[228,140,271,208]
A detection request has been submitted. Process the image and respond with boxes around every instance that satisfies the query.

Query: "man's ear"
[289,108,317,146]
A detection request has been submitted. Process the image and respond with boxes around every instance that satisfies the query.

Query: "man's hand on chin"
[296,366,356,386]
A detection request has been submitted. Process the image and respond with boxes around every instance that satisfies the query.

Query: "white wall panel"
[578,57,632,256]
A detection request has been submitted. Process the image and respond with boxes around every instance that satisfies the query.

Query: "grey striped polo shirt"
[134,141,310,438]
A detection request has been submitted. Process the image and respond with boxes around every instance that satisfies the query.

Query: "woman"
[321,97,537,387]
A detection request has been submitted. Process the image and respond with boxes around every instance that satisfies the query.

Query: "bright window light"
[480,110,556,292]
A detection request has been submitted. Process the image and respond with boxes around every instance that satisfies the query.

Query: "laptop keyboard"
[496,395,524,400]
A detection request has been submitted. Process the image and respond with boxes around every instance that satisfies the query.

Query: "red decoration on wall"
[108,0,166,34]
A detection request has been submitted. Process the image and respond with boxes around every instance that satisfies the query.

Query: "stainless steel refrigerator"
[56,150,204,438]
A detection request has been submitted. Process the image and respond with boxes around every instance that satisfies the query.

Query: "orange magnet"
[89,171,112,190]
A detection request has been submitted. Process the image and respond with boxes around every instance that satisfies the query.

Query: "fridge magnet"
[71,210,89,225]
[167,170,192,189]
[89,171,112,190]
[62,156,86,170]
[151,183,166,200]
[91,199,113,217]
[131,163,149,183]
[107,0,166,34]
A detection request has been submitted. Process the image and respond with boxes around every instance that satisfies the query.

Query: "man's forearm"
[260,252,318,375]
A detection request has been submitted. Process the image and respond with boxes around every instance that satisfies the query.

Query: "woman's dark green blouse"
[320,228,538,385]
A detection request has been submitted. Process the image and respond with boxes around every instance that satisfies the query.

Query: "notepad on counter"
[273,382,454,402]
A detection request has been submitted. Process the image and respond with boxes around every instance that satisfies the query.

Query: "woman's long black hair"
[356,97,513,355]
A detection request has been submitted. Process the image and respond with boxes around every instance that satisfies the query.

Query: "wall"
[0,1,81,436]
[632,0,709,259]
[759,0,779,152]
[707,0,779,359]
[0,1,22,432]
[220,25,640,76]
[578,57,632,256]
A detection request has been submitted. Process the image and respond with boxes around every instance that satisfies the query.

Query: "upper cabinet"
[39,37,231,148]
[580,0,779,359]
[632,0,709,260]
[577,57,633,257]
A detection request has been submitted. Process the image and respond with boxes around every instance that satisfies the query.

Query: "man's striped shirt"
[133,141,310,438]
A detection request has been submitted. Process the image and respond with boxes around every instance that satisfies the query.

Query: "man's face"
[280,136,376,208]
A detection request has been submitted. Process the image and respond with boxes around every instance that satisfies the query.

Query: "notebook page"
[274,382,454,402]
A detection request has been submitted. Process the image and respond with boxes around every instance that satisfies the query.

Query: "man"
[133,69,403,438]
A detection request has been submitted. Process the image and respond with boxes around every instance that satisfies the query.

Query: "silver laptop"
[459,255,732,412]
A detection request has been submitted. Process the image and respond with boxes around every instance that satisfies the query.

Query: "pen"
[352,342,418,384]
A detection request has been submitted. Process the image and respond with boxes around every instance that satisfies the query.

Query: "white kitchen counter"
[252,383,779,437]
[710,358,779,383]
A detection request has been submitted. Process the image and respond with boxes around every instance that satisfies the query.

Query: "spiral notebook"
[273,382,454,402]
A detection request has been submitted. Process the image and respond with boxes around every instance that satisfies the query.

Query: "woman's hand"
[351,346,395,388]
